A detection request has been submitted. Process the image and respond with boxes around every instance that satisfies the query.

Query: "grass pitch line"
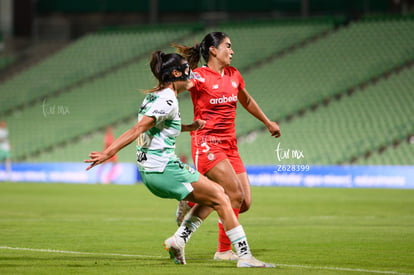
[1,246,411,274]
[0,246,164,259]
[277,264,412,275]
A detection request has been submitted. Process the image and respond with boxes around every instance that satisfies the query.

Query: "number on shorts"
[201,142,210,153]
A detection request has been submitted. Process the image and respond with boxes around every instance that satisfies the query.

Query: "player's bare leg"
[175,162,254,260]
[165,175,275,267]
[205,159,244,260]
[237,172,252,213]
[165,175,234,264]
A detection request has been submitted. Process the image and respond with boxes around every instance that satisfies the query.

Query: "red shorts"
[191,135,246,175]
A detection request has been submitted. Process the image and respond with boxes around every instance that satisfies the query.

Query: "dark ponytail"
[150,51,164,81]
[172,43,202,70]
[146,50,186,93]
[173,32,228,69]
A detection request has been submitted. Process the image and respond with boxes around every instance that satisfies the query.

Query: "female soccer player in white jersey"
[85,51,275,268]
[174,32,281,261]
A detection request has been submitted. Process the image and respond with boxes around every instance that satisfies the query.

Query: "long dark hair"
[146,51,187,93]
[173,32,228,69]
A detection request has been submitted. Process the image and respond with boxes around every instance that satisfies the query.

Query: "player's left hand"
[266,121,281,138]
[191,119,206,131]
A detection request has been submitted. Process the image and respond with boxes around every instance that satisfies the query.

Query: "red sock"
[187,201,196,208]
[217,208,240,252]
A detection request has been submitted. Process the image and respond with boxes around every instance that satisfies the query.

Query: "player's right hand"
[84,151,109,170]
[267,121,281,138]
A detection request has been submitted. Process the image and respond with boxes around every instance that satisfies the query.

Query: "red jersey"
[189,66,245,140]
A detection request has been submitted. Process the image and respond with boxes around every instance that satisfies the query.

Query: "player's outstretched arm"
[238,88,281,138]
[85,116,155,170]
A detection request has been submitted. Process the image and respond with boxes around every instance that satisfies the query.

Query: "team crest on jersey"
[231,80,238,88]
[146,94,158,102]
[186,165,196,174]
[193,72,205,83]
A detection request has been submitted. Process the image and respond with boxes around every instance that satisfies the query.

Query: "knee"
[240,198,251,213]
[210,185,231,209]
[208,175,245,208]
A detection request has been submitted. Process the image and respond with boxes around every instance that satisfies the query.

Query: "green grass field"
[0,182,413,274]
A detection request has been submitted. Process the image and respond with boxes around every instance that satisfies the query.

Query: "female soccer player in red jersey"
[174,32,281,261]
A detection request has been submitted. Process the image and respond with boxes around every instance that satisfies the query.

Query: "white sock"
[174,213,202,247]
[226,225,252,259]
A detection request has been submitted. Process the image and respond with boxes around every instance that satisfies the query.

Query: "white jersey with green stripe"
[136,88,181,172]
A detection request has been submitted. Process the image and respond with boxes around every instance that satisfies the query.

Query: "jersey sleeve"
[142,96,174,123]
[189,70,206,93]
[235,68,245,90]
